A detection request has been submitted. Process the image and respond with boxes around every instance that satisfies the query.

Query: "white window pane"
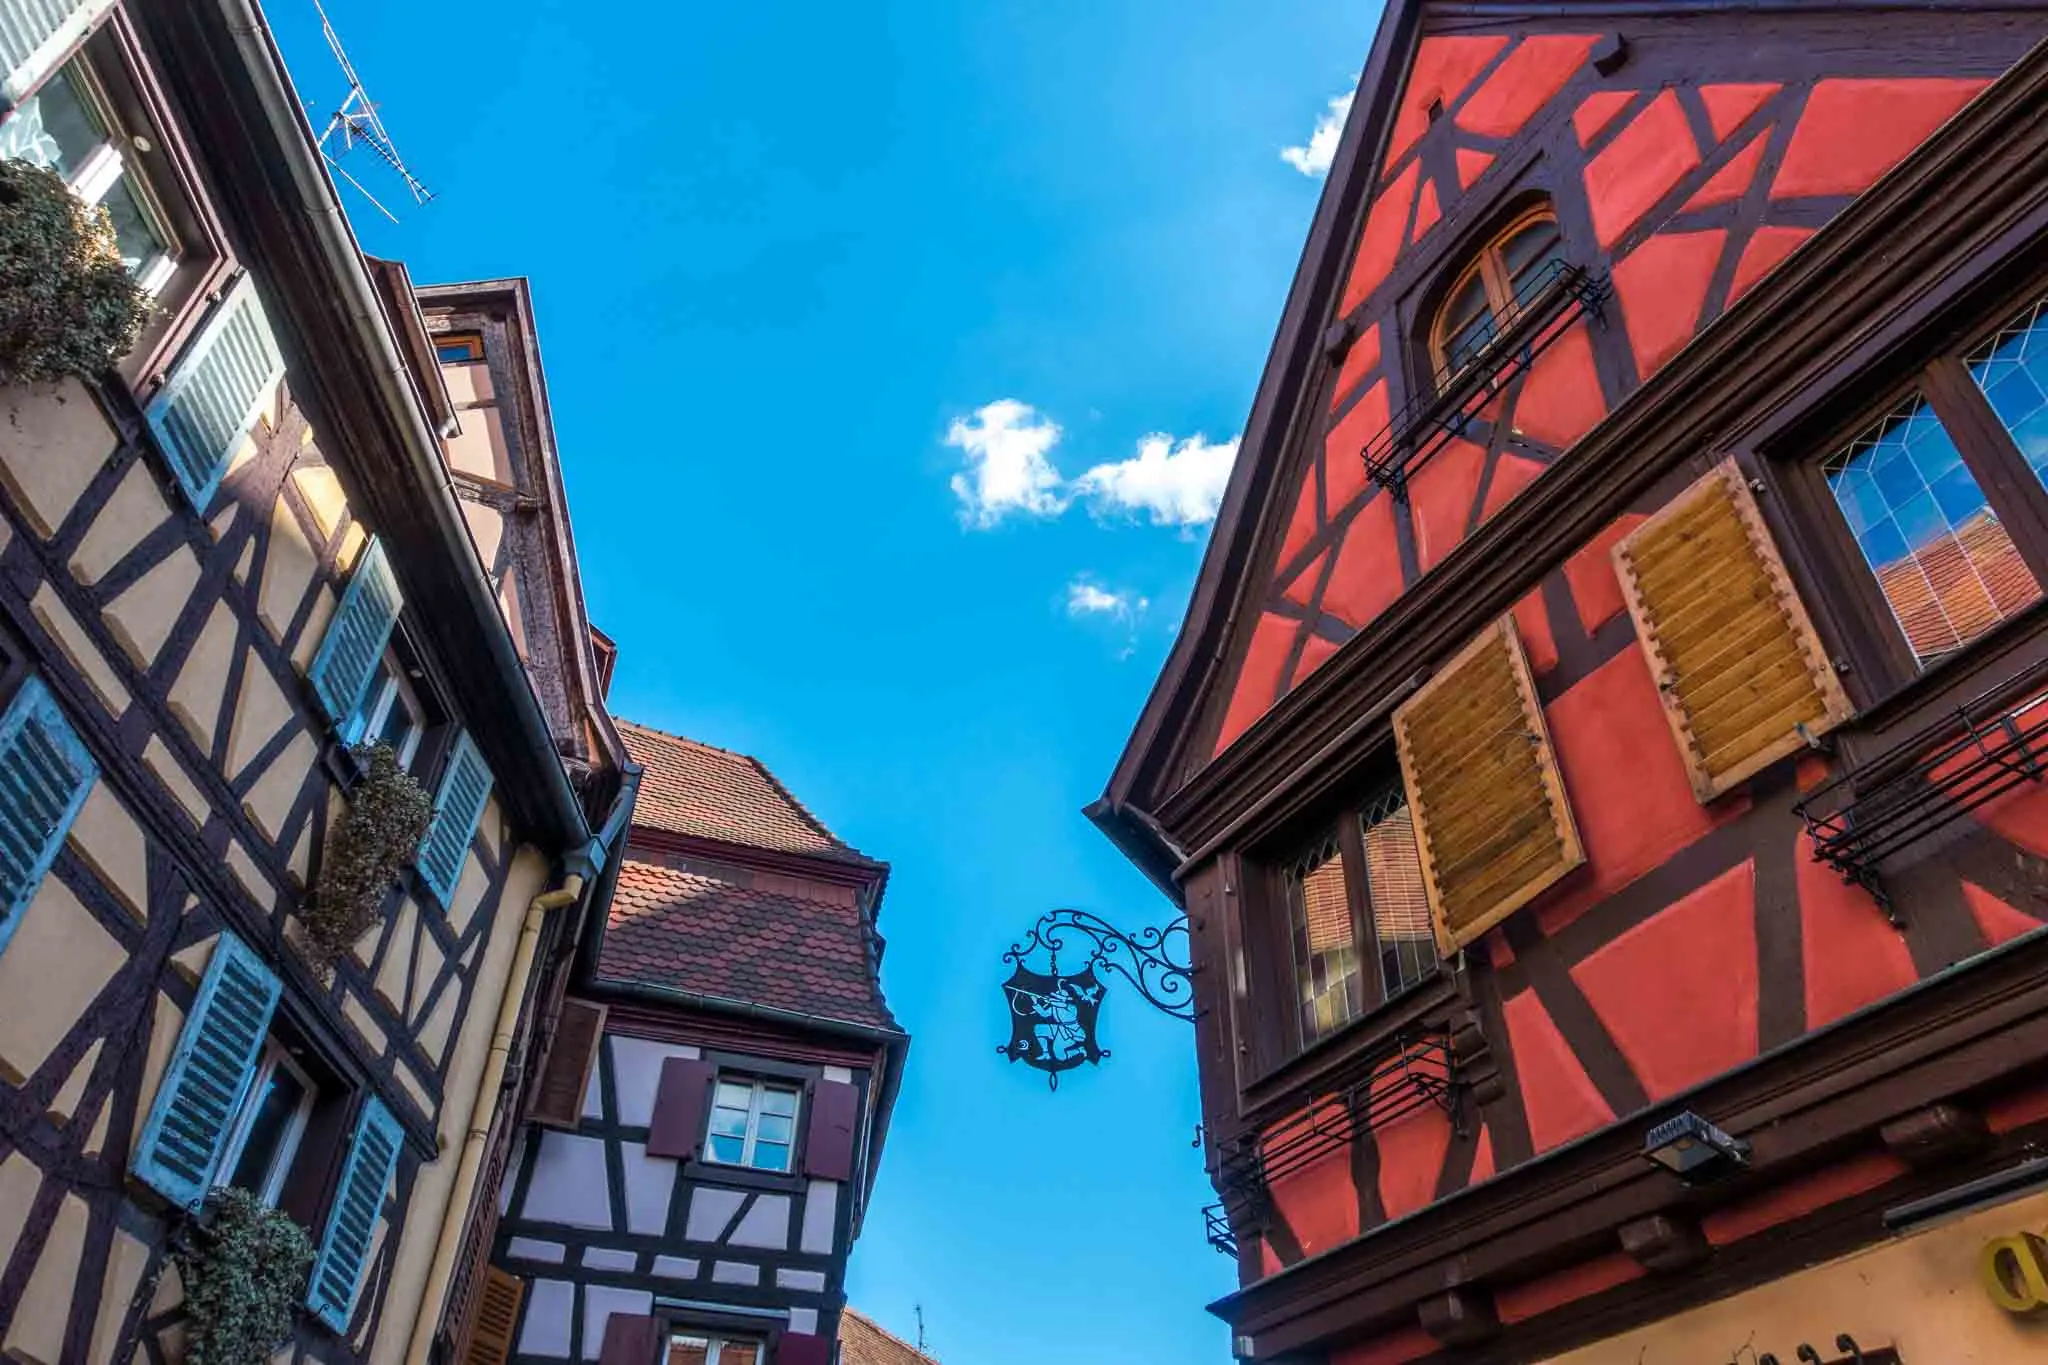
[714,1081,752,1109]
[708,1134,745,1164]
[756,1113,792,1144]
[759,1087,798,1118]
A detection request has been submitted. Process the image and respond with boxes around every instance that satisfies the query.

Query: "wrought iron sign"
[996,907,1194,1090]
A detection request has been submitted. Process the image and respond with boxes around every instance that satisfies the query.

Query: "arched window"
[1428,207,1565,385]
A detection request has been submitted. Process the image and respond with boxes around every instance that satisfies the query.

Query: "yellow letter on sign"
[1981,1233,2048,1313]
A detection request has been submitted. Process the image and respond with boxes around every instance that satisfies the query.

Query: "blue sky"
[266,3,1376,1360]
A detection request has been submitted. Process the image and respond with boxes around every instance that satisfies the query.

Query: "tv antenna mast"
[309,0,431,223]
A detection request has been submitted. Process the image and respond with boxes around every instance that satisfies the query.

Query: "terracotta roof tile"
[619,719,869,861]
[600,860,897,1030]
[839,1311,937,1365]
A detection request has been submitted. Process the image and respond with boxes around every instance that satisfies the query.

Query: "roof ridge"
[842,1309,937,1363]
[617,715,864,856]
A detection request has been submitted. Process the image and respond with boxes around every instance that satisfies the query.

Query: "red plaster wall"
[1504,989,1614,1154]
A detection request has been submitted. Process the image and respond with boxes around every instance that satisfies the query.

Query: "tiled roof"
[618,719,869,861]
[839,1311,937,1365]
[601,859,897,1030]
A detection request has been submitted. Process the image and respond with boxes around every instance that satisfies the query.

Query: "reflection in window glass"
[1360,789,1437,1000]
[1823,395,2041,663]
[669,1336,758,1365]
[1286,835,1361,1045]
[1969,298,2048,484]
[705,1077,799,1171]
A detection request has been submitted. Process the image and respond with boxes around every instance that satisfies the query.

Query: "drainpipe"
[404,870,583,1365]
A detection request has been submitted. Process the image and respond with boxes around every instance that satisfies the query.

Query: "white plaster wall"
[580,1286,653,1360]
[518,1279,574,1358]
[521,1131,614,1230]
[608,1035,700,1127]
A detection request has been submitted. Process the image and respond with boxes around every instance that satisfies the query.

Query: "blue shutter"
[307,1096,402,1331]
[307,537,403,724]
[0,0,113,106]
[130,931,280,1210]
[417,729,492,907]
[144,274,285,513]
[0,675,96,958]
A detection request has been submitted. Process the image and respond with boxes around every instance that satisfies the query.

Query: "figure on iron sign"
[995,907,1197,1091]
[998,964,1107,1086]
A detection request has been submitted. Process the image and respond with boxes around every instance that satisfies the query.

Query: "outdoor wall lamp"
[1643,1111,1751,1184]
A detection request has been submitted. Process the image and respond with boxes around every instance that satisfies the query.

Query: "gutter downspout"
[404,871,583,1365]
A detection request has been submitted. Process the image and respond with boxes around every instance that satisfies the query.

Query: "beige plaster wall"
[1546,1185,2048,1364]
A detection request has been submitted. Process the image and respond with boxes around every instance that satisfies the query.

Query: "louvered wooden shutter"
[131,931,280,1208]
[646,1057,714,1159]
[0,675,95,955]
[1394,616,1582,954]
[458,1268,524,1365]
[0,0,112,105]
[802,1080,860,1182]
[530,999,606,1129]
[308,1096,403,1330]
[308,537,403,723]
[144,274,286,513]
[419,729,493,906]
[1614,460,1853,801]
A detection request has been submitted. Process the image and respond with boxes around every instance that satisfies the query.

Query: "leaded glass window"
[1969,298,2048,485]
[1286,834,1362,1045]
[1360,788,1437,999]
[1822,395,2040,663]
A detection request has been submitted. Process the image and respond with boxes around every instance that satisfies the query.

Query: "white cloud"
[1075,433,1240,529]
[1281,90,1355,177]
[946,399,1069,528]
[1066,580,1147,621]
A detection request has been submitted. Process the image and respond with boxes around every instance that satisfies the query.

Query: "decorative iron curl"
[1002,907,1196,1021]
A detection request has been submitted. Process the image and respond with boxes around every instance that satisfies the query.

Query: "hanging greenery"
[304,743,434,976]
[0,159,151,385]
[177,1188,316,1365]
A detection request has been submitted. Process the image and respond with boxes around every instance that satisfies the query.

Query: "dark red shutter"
[530,999,607,1129]
[646,1057,715,1158]
[801,1080,860,1181]
[776,1332,832,1365]
[597,1314,660,1365]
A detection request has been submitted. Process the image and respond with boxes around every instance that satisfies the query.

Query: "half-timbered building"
[0,1,630,1363]
[1094,4,2048,1362]
[463,720,906,1365]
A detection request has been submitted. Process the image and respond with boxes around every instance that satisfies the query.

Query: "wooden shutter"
[0,0,113,105]
[307,1096,403,1330]
[530,999,606,1129]
[458,1268,524,1365]
[596,1314,659,1365]
[419,729,493,906]
[1614,460,1853,801]
[801,1080,860,1182]
[0,675,95,955]
[1393,616,1582,954]
[308,536,403,723]
[646,1057,714,1159]
[776,1333,832,1365]
[144,274,286,513]
[131,930,280,1208]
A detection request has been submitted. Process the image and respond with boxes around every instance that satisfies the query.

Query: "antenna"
[914,1306,926,1355]
[310,0,431,223]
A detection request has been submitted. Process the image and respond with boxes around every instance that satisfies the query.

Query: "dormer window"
[1429,207,1565,386]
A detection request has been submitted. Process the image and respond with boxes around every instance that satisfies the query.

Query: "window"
[705,1078,799,1171]
[342,648,424,767]
[1428,207,1564,385]
[218,1040,317,1206]
[668,1334,760,1365]
[436,334,484,363]
[1277,783,1441,1053]
[0,55,175,291]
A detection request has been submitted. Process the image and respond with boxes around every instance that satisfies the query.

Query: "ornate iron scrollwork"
[996,908,1195,1090]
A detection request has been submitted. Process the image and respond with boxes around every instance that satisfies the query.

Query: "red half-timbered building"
[1094,4,2048,1362]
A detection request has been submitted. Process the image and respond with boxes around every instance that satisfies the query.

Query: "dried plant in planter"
[178,1187,316,1365]
[0,159,150,384]
[304,743,433,977]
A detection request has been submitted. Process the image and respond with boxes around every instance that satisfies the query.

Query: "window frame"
[1258,777,1444,1064]
[341,645,426,769]
[665,1330,765,1365]
[215,1038,318,1208]
[0,12,232,392]
[1425,203,1565,389]
[435,333,485,363]
[702,1075,802,1173]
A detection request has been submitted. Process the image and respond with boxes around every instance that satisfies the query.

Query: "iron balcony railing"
[1201,1028,1457,1257]
[1357,258,1609,500]
[1795,652,2048,917]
